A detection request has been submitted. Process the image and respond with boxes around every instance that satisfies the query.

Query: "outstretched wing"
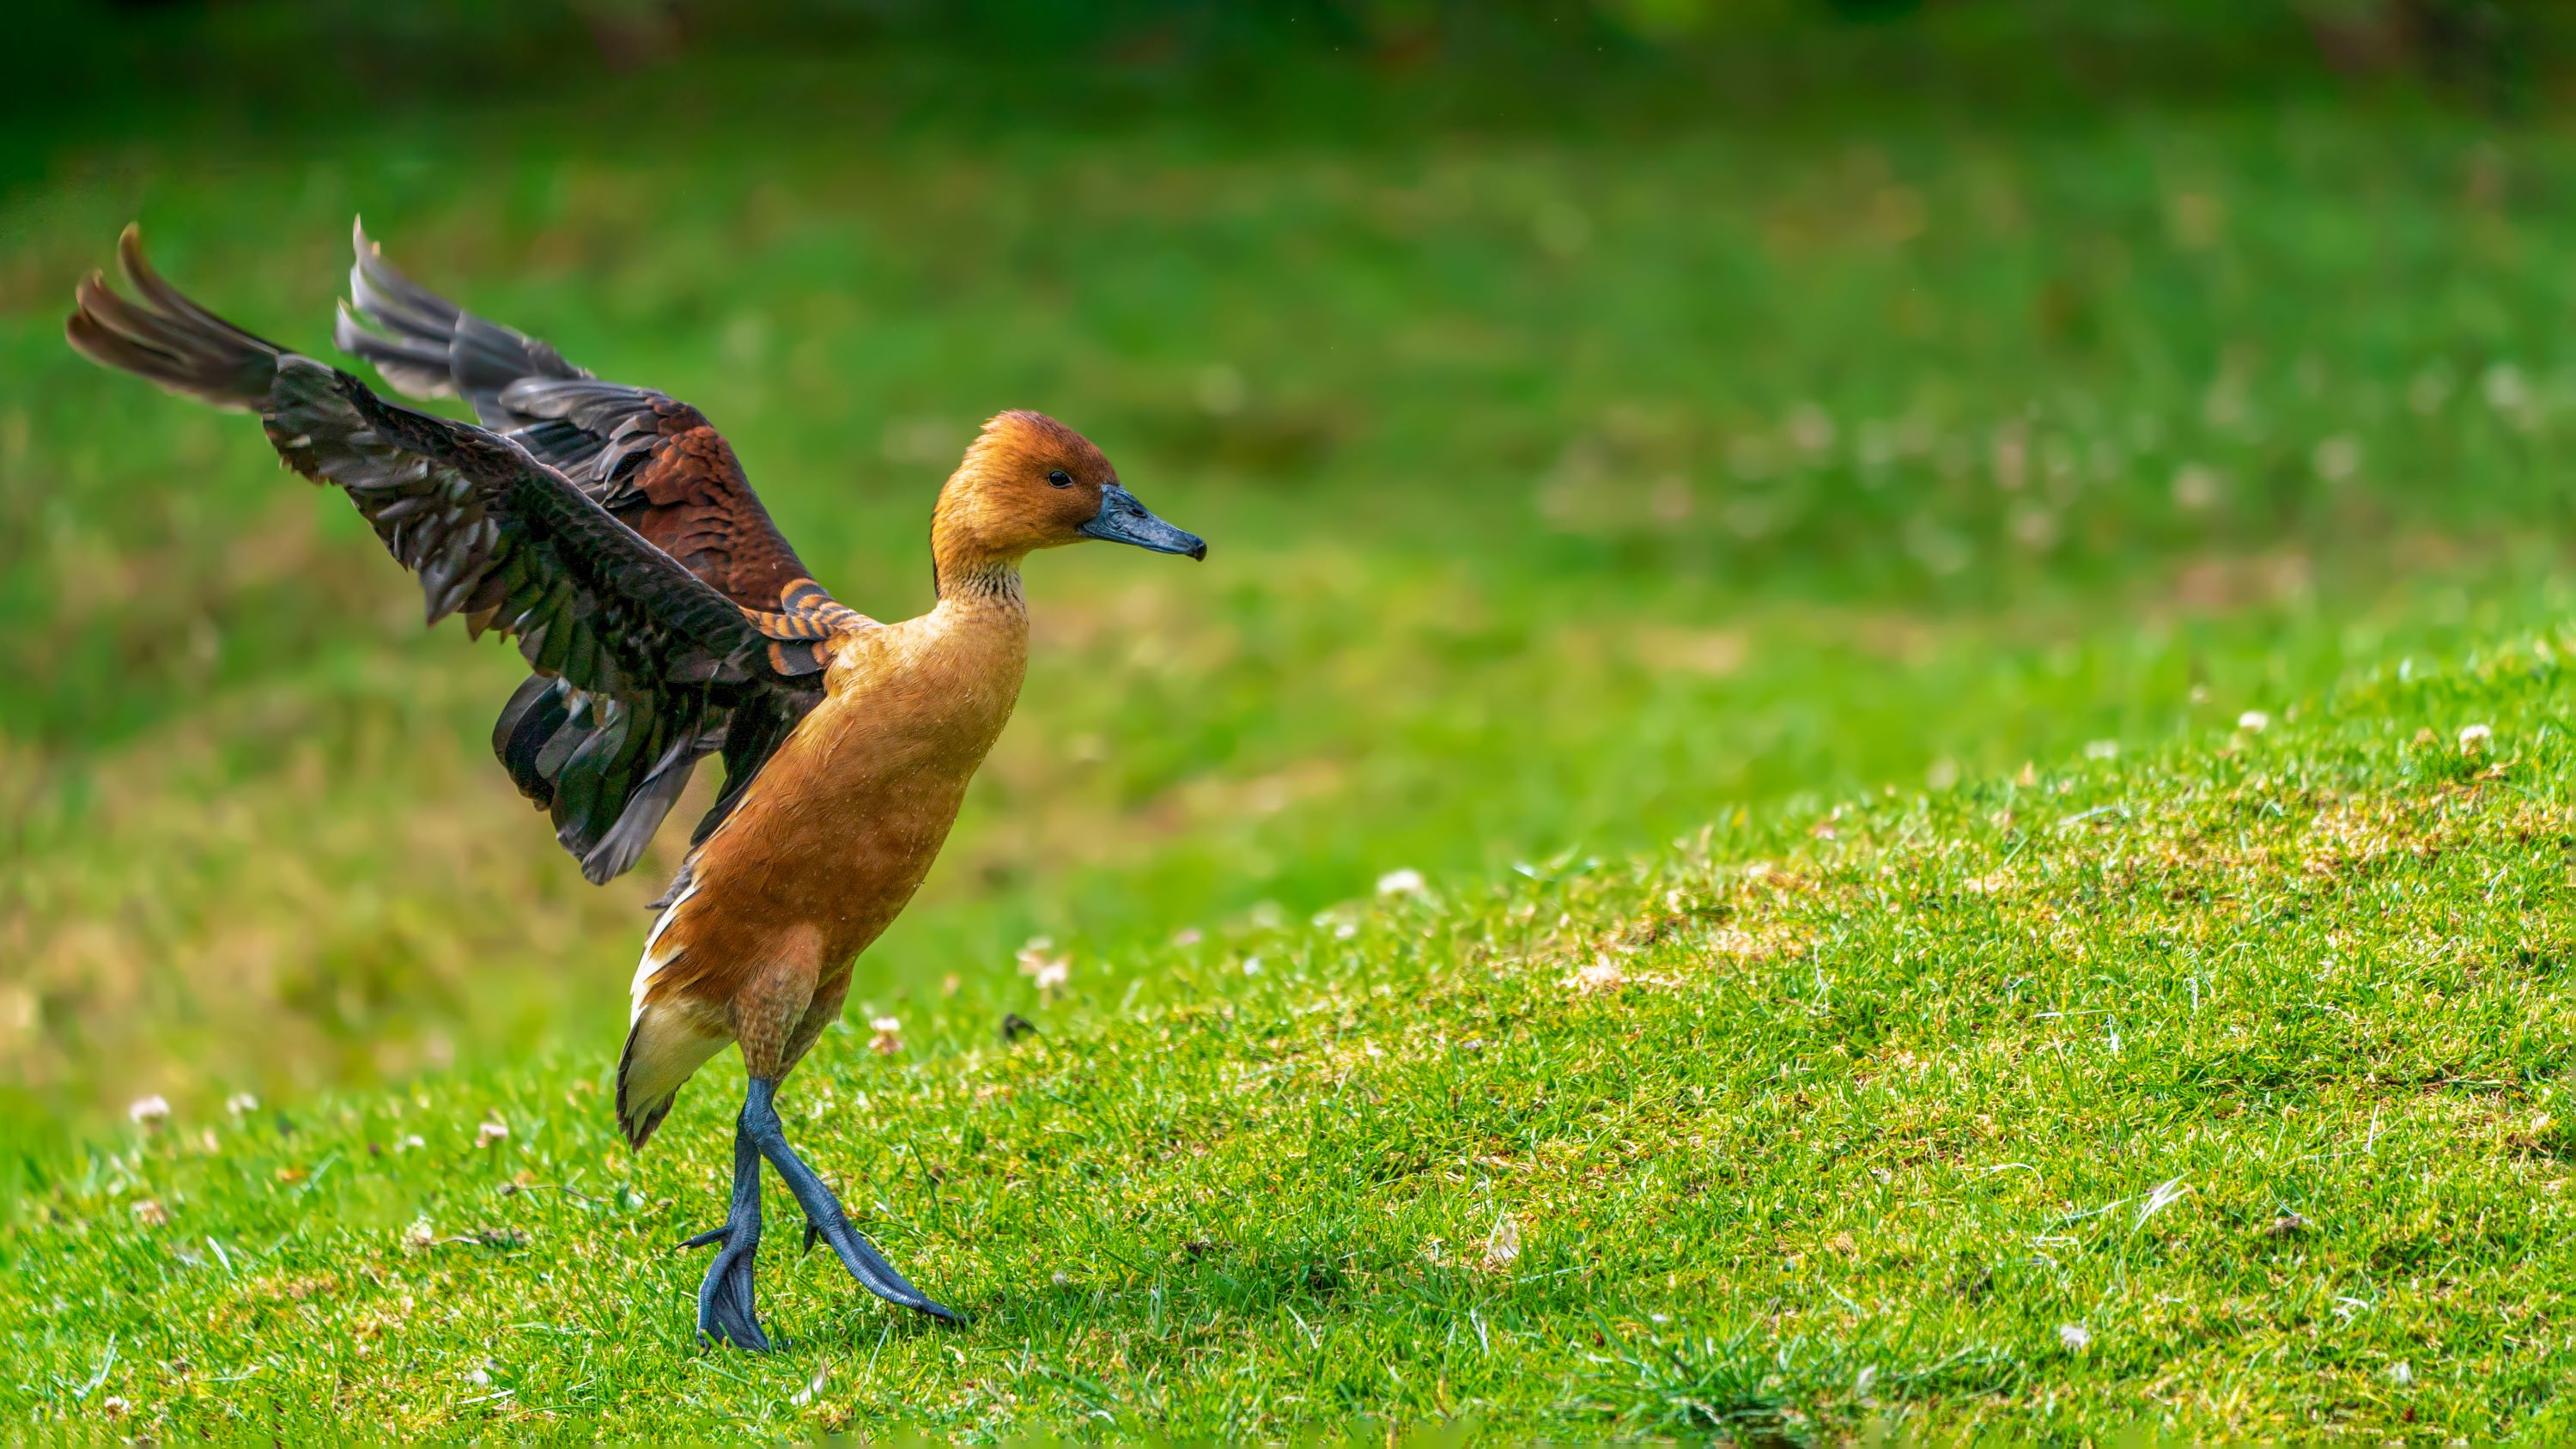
[332,221,848,667]
[66,226,822,885]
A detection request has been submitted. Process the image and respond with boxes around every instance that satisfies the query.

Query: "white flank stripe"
[629,877,704,1022]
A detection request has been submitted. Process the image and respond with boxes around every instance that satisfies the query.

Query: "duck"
[66,222,1204,1349]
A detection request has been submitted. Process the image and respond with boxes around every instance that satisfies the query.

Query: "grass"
[13,35,2576,1440]
[12,632,2576,1440]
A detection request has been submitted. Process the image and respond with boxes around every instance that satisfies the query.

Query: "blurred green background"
[10,0,2576,1148]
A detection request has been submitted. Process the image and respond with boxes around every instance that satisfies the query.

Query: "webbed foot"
[683,1216,771,1350]
[682,1115,774,1350]
[744,1078,960,1324]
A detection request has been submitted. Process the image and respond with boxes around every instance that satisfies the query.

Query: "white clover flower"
[128,1095,172,1126]
[2483,363,2530,412]
[1567,958,1626,993]
[2238,710,2270,733]
[1375,868,1427,897]
[1016,941,1071,995]
[1788,402,1836,454]
[2312,435,2361,483]
[2171,463,2221,510]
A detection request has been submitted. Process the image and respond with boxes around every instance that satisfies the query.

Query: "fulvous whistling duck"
[67,222,1205,1347]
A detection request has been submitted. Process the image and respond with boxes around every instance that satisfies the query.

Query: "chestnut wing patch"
[335,221,816,613]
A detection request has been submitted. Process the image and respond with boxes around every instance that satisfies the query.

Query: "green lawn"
[10,46,2576,1440]
[13,630,2576,1440]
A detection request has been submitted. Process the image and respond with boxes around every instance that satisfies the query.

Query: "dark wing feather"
[67,225,825,885]
[330,225,862,846]
[332,221,832,625]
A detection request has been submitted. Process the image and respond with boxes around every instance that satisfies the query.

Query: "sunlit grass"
[11,631,2576,1440]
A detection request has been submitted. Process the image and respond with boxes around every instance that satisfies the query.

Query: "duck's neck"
[930,520,1024,606]
[927,517,1029,649]
[922,550,1030,731]
[932,557,1027,618]
[927,481,1033,612]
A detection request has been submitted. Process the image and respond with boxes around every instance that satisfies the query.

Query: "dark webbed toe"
[690,1222,770,1351]
[802,1199,961,1324]
[742,1077,961,1325]
[684,1110,775,1350]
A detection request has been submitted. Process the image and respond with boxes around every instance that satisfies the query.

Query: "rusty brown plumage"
[617,414,1086,1142]
[70,222,1204,1341]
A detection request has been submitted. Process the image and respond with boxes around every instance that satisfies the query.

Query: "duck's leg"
[679,1108,772,1350]
[740,1076,961,1324]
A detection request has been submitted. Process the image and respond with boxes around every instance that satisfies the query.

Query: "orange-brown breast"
[640,590,1030,1063]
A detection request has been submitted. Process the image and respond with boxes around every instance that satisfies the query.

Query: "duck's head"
[932,411,1204,587]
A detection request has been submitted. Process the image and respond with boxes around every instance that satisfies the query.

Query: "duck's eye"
[1047,469,1074,488]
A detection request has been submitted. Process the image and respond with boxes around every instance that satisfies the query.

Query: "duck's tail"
[616,875,727,1149]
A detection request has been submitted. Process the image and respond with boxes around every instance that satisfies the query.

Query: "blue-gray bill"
[1081,484,1206,559]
